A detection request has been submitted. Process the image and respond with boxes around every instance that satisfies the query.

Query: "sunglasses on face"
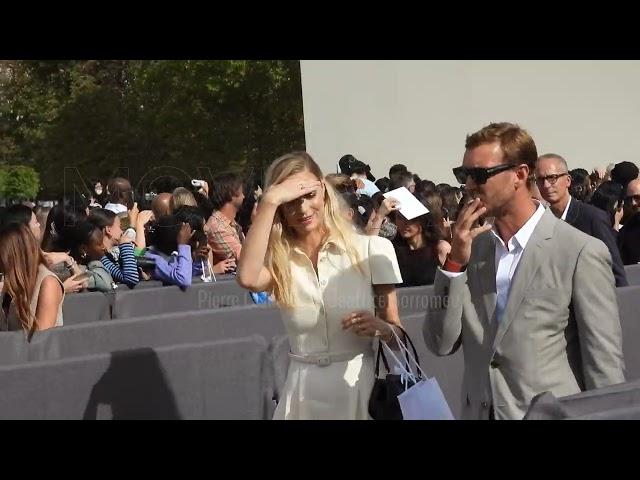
[452,164,517,185]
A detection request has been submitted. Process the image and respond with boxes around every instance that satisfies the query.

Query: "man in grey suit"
[423,122,625,420]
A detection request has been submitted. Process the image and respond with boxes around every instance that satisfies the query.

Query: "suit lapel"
[492,209,557,352]
[565,197,579,226]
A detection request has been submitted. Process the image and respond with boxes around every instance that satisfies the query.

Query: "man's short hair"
[389,164,408,177]
[537,153,568,172]
[465,122,538,171]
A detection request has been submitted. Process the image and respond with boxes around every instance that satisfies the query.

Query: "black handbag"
[368,326,422,420]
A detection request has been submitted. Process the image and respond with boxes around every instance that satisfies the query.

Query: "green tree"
[1,60,305,198]
[2,166,40,200]
[0,167,7,198]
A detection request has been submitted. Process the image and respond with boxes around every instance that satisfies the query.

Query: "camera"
[136,257,157,272]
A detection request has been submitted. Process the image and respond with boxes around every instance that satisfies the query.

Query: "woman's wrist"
[379,323,396,343]
[260,194,281,208]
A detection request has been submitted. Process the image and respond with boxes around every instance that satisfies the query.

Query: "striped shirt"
[101,242,139,286]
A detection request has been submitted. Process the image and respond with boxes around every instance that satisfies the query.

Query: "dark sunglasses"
[452,164,517,185]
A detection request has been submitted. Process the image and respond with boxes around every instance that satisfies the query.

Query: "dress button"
[481,401,489,409]
[320,280,327,287]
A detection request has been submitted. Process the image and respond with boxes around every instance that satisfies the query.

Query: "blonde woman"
[171,187,198,212]
[238,152,403,420]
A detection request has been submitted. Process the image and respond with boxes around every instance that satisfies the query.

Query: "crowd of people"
[235,123,638,419]
[0,173,252,335]
[1,120,639,419]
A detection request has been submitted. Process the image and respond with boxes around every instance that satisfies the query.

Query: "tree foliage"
[0,60,306,197]
[0,165,40,200]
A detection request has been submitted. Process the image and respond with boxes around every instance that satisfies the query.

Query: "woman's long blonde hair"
[264,152,362,307]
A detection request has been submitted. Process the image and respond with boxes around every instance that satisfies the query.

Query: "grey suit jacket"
[423,209,625,420]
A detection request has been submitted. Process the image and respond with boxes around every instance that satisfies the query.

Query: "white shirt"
[440,202,546,323]
[560,196,572,221]
[492,203,546,322]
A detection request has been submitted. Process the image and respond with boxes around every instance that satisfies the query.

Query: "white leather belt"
[289,351,372,367]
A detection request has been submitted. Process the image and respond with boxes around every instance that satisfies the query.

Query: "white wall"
[300,60,640,184]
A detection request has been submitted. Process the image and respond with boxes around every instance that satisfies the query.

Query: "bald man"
[151,193,172,219]
[618,178,640,265]
[536,154,628,287]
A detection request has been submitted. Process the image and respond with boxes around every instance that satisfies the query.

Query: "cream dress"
[273,233,402,420]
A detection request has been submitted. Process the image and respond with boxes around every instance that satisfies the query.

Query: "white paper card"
[383,187,429,220]
[397,377,455,420]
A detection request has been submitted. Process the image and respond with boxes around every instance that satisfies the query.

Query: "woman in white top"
[238,152,404,420]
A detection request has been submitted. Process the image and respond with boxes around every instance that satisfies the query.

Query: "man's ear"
[517,164,530,182]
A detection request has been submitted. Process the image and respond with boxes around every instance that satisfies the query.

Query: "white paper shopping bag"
[397,377,455,420]
[382,328,456,420]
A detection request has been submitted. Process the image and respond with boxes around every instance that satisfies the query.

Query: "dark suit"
[618,213,640,265]
[565,198,628,287]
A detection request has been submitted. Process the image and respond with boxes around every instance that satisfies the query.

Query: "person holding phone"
[423,122,625,420]
[2,203,89,294]
[69,222,117,292]
[174,206,235,277]
[88,209,140,287]
[144,215,194,288]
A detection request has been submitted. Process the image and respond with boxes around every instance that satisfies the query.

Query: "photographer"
[68,221,116,292]
[143,214,194,288]
[88,208,140,287]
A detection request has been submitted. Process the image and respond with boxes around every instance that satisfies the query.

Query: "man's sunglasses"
[452,164,517,185]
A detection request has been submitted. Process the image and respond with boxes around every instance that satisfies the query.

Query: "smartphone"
[74,271,93,282]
